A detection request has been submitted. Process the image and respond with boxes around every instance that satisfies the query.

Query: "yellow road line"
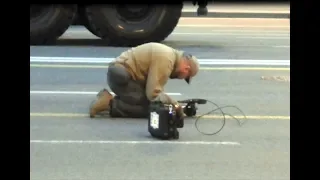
[30,113,290,120]
[30,64,290,71]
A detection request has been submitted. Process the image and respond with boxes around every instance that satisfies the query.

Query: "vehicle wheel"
[77,7,100,37]
[30,5,77,45]
[84,4,183,46]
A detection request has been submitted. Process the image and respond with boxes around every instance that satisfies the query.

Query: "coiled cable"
[194,100,248,136]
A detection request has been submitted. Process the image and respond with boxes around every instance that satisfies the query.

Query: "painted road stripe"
[30,113,290,120]
[30,64,290,71]
[65,30,290,39]
[30,56,290,66]
[177,25,289,28]
[30,140,241,146]
[30,91,182,96]
[181,9,290,13]
[68,27,290,34]
[64,29,290,40]
[173,33,289,39]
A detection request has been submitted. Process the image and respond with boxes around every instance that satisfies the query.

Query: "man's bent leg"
[107,64,149,118]
[110,96,149,118]
[109,80,150,118]
[89,64,122,118]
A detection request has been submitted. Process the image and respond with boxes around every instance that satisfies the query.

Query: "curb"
[181,12,290,19]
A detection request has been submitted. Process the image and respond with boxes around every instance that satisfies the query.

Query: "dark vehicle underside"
[30,2,209,47]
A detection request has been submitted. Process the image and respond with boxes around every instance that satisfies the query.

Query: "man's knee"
[121,81,149,104]
[107,66,148,105]
[107,64,130,86]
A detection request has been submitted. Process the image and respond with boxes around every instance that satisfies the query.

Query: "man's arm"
[145,59,178,105]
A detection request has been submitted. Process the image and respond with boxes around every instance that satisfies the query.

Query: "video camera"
[178,99,207,117]
[148,101,183,140]
[148,99,207,140]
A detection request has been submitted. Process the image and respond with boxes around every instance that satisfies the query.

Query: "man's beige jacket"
[112,42,184,105]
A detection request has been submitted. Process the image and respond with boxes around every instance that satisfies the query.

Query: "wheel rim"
[115,5,154,23]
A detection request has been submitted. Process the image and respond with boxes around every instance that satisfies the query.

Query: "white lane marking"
[189,32,289,36]
[66,29,289,36]
[66,26,290,36]
[210,30,289,33]
[67,28,289,36]
[181,9,290,14]
[208,30,289,33]
[177,25,288,28]
[30,140,241,146]
[273,45,290,48]
[30,57,290,66]
[234,36,288,39]
[30,90,182,96]
[179,17,290,21]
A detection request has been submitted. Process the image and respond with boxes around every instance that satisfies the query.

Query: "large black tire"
[30,5,77,45]
[84,4,183,47]
[77,7,100,37]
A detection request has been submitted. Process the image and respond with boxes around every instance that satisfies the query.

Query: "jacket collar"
[170,50,184,78]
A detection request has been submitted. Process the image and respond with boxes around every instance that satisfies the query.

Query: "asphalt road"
[182,2,290,13]
[182,2,290,18]
[30,18,290,180]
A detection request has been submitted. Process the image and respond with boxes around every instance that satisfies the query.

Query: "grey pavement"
[182,2,290,13]
[30,18,290,60]
[30,20,290,180]
[181,2,290,18]
[30,68,290,180]
[30,68,289,116]
[30,117,289,180]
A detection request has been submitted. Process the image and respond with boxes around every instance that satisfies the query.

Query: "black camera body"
[148,101,184,140]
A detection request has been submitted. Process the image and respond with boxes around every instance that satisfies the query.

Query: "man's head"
[175,52,199,84]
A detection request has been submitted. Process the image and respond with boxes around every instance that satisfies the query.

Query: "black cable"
[194,100,248,136]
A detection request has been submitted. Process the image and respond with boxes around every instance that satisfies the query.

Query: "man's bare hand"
[174,104,184,118]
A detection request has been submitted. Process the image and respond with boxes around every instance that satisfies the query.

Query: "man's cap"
[183,52,199,84]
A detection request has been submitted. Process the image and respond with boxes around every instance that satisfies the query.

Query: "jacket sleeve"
[145,58,178,105]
